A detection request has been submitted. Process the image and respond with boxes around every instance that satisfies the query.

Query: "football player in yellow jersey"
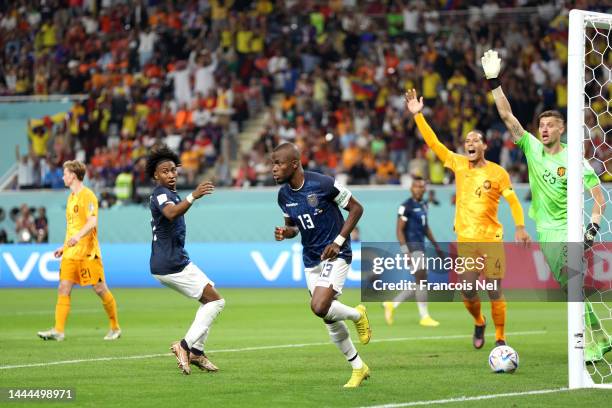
[405,89,531,349]
[37,160,120,341]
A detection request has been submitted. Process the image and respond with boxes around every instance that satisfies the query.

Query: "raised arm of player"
[502,189,531,244]
[405,88,452,163]
[162,181,214,222]
[274,217,299,241]
[321,196,364,260]
[481,50,526,142]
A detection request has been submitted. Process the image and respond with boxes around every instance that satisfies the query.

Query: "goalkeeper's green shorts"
[537,229,568,287]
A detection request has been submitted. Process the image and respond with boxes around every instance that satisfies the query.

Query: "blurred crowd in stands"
[2,0,611,198]
[0,205,48,244]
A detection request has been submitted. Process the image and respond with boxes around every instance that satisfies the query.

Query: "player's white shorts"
[410,250,427,273]
[305,258,349,296]
[153,262,214,300]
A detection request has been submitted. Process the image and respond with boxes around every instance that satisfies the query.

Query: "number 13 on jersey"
[297,214,315,229]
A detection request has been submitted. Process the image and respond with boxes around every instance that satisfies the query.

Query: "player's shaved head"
[272,143,303,185]
[273,142,301,162]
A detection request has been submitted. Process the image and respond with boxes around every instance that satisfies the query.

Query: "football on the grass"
[489,345,519,373]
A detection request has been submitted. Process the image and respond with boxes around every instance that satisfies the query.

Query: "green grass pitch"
[1,288,610,407]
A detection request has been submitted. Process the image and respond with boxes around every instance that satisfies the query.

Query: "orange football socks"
[54,294,71,333]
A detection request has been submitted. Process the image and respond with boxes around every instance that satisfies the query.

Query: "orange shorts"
[456,237,505,279]
[60,257,105,286]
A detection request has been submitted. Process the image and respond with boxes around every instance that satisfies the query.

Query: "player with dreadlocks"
[146,144,225,375]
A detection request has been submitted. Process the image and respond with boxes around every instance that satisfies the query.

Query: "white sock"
[192,329,210,353]
[184,299,225,349]
[324,300,361,322]
[416,287,429,318]
[326,321,363,369]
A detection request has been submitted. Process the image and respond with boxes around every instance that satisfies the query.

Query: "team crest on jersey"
[557,167,566,177]
[307,194,319,207]
[73,205,79,213]
[483,180,492,190]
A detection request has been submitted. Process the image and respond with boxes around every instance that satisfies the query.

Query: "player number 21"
[297,214,315,230]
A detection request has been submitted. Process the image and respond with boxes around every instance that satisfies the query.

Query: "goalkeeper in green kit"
[481,49,610,363]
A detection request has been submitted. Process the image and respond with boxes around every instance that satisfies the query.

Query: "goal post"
[567,8,612,390]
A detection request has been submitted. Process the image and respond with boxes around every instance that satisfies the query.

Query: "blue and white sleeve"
[153,187,174,211]
[398,203,409,222]
[332,180,352,209]
[277,193,289,217]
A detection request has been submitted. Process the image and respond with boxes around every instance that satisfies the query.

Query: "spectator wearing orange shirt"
[180,140,201,186]
[341,141,361,171]
[175,104,193,130]
[374,151,399,185]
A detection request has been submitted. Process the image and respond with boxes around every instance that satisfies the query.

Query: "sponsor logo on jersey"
[286,203,298,207]
[307,194,319,207]
[557,167,566,177]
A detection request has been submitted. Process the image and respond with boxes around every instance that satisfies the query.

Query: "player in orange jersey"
[405,89,531,349]
[37,160,121,341]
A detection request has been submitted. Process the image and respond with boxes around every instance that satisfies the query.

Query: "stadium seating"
[1,1,610,192]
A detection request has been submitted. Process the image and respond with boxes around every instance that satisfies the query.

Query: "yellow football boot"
[354,304,372,344]
[419,315,440,327]
[383,302,395,326]
[343,363,370,388]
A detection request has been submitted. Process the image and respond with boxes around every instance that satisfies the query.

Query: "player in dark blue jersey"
[272,142,372,388]
[383,177,443,327]
[146,145,225,375]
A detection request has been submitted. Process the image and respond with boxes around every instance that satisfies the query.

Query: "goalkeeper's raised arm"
[481,50,526,142]
[404,89,452,163]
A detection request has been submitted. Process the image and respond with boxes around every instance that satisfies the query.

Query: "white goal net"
[567,9,612,389]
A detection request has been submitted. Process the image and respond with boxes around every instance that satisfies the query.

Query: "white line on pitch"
[0,330,546,370]
[358,387,570,408]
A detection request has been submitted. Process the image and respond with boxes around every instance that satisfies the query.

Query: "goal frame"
[567,8,612,390]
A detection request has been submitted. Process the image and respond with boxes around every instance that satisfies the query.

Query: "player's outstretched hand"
[274,226,286,241]
[54,247,64,258]
[405,89,424,114]
[321,243,340,261]
[192,181,215,200]
[481,49,501,79]
[515,226,531,247]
